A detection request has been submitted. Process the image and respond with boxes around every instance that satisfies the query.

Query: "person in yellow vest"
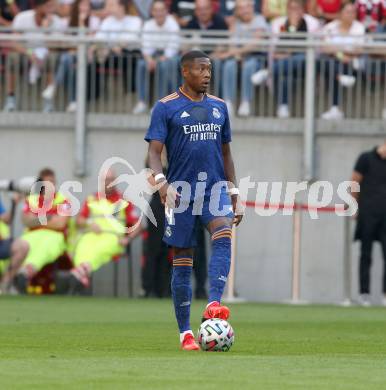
[0,193,27,275]
[66,169,141,294]
[0,168,70,294]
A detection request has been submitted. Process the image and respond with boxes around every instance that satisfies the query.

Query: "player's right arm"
[147,140,165,181]
[147,140,179,209]
[145,102,178,208]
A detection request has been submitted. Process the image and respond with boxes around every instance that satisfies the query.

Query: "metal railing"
[1,29,386,117]
[1,29,386,179]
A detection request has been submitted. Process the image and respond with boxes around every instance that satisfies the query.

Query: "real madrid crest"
[212,107,221,119]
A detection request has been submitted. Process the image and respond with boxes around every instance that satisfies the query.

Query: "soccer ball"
[197,318,234,352]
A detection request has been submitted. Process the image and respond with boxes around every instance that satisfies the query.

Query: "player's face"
[184,58,212,93]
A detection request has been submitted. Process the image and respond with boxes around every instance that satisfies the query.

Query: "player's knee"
[173,247,194,258]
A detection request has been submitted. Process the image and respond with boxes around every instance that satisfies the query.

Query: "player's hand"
[159,182,180,209]
[231,195,244,226]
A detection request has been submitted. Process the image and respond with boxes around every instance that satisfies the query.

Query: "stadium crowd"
[1,0,386,119]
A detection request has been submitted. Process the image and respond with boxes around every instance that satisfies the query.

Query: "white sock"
[180,330,194,343]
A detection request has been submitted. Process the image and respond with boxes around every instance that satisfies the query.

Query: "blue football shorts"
[163,189,233,248]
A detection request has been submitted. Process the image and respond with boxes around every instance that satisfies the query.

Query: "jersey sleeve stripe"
[160,92,179,103]
[207,94,225,103]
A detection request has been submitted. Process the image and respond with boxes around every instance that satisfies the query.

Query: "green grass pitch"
[1,296,386,389]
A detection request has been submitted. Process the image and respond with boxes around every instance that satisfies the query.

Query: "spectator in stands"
[93,0,142,63]
[133,0,180,114]
[0,0,29,26]
[57,0,74,18]
[184,0,228,97]
[216,0,269,116]
[0,198,13,263]
[219,0,262,26]
[171,0,196,26]
[351,142,386,306]
[0,168,70,294]
[308,0,341,22]
[0,194,29,293]
[41,0,100,112]
[0,194,26,261]
[60,169,141,294]
[251,0,320,118]
[321,2,365,120]
[186,0,228,29]
[261,0,287,20]
[376,13,386,121]
[3,0,65,112]
[88,0,141,101]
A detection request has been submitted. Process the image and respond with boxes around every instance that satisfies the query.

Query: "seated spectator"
[0,168,70,294]
[42,0,100,112]
[216,0,269,116]
[0,194,26,266]
[133,0,180,114]
[219,0,262,26]
[251,0,320,118]
[321,2,365,120]
[56,0,75,18]
[185,0,228,97]
[88,0,142,100]
[186,0,228,29]
[94,0,142,63]
[58,169,141,295]
[0,0,29,26]
[262,0,287,20]
[3,0,66,112]
[171,0,196,26]
[308,0,341,22]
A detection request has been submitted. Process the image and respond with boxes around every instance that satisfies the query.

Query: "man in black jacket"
[351,142,386,306]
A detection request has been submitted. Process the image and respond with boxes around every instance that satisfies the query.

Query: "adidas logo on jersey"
[180,111,190,118]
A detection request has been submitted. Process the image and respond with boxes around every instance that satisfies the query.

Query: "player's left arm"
[222,143,243,226]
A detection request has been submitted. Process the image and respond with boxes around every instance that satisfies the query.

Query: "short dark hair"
[38,167,55,181]
[180,50,210,67]
[34,0,52,8]
[287,0,305,8]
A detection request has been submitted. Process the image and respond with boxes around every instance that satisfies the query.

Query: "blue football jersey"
[145,88,232,199]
